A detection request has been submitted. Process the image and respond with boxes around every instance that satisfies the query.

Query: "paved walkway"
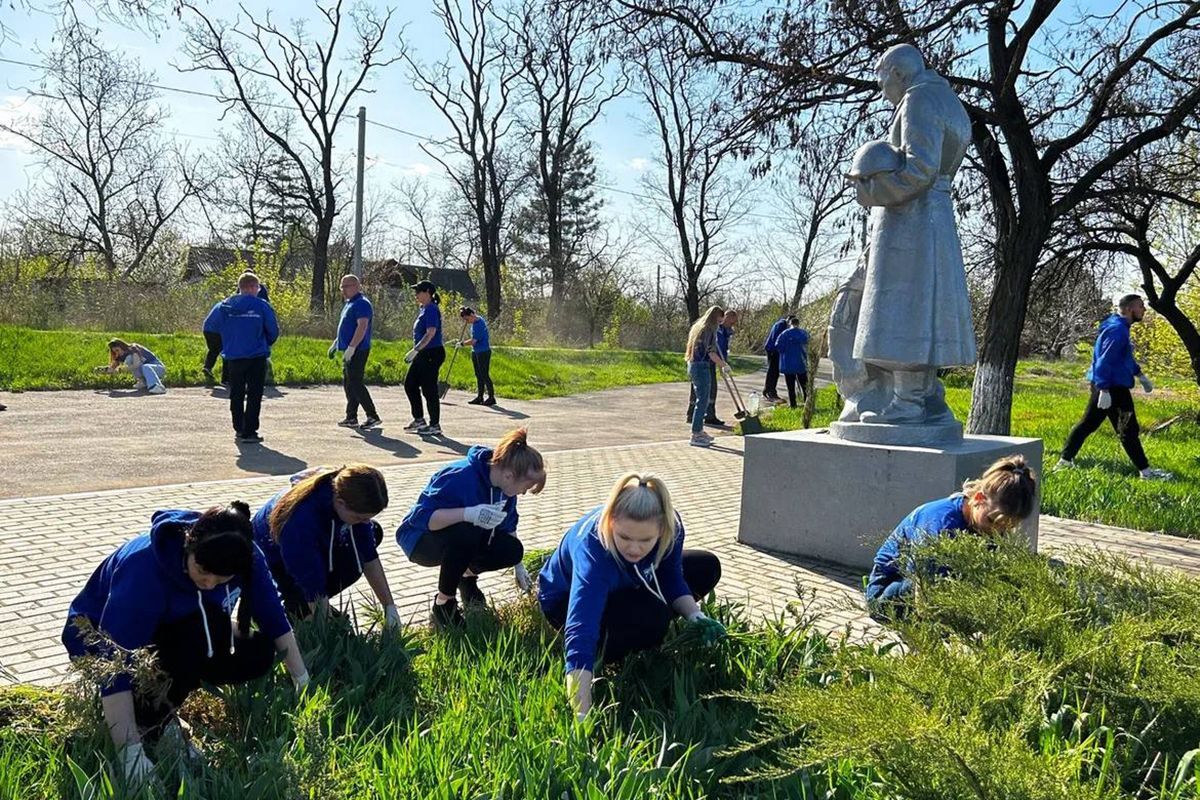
[4,435,1200,687]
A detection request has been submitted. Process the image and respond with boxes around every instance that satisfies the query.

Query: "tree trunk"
[1145,289,1200,388]
[684,278,700,322]
[311,221,331,313]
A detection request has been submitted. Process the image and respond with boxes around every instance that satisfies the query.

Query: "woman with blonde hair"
[537,473,724,719]
[251,465,398,627]
[865,454,1039,617]
[685,306,731,447]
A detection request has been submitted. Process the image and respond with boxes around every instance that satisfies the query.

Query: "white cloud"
[403,162,434,177]
[628,157,649,172]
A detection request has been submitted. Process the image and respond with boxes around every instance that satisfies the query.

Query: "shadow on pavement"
[94,389,147,398]
[482,404,530,420]
[354,428,422,459]
[234,442,308,475]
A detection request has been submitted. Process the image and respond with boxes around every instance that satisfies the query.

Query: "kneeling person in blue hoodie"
[253,465,399,627]
[397,428,547,629]
[538,473,725,720]
[62,503,308,785]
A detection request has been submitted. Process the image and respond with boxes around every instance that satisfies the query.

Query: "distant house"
[369,259,478,301]
[181,245,308,283]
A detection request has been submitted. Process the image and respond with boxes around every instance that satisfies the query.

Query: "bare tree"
[0,20,198,278]
[406,0,523,321]
[570,229,637,346]
[180,0,403,311]
[508,0,625,317]
[603,0,1200,435]
[394,177,478,275]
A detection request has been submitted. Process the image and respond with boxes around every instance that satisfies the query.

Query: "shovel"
[438,322,470,399]
[721,369,764,434]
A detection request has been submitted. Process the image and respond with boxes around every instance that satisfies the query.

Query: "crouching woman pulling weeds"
[537,473,724,719]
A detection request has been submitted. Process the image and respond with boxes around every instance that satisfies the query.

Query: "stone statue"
[828,43,976,445]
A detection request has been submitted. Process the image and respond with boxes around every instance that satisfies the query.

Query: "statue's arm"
[858,93,943,207]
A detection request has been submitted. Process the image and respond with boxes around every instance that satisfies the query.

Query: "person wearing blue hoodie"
[763,314,789,401]
[213,272,279,443]
[538,473,725,719]
[1058,294,1171,480]
[865,455,1038,618]
[397,428,547,628]
[775,316,810,408]
[458,306,495,406]
[62,503,307,785]
[253,464,399,627]
[404,279,446,437]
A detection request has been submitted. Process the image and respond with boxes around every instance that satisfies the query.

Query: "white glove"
[119,742,155,784]
[343,345,356,363]
[1097,390,1113,410]
[404,348,418,364]
[1138,375,1153,393]
[292,669,310,691]
[463,502,507,529]
[514,562,532,593]
[383,604,401,630]
[327,341,337,358]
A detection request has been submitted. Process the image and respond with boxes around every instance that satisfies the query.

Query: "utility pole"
[353,105,366,277]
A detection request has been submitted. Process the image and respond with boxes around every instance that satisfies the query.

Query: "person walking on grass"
[329,274,381,430]
[94,339,168,395]
[865,455,1038,619]
[458,306,496,406]
[776,316,810,408]
[763,313,789,402]
[252,465,400,627]
[212,272,278,444]
[1057,294,1172,480]
[62,503,308,787]
[404,279,446,437]
[396,428,547,629]
[685,305,731,448]
[537,473,724,720]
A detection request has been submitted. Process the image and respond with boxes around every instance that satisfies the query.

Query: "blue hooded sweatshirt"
[716,324,734,361]
[537,506,692,674]
[764,318,788,354]
[1085,313,1142,390]
[252,474,381,604]
[203,301,222,335]
[867,495,968,590]
[213,293,279,360]
[62,510,291,696]
[470,316,491,353]
[396,446,519,557]
[776,327,809,375]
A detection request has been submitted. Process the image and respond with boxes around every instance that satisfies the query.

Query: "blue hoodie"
[203,301,222,334]
[764,318,788,354]
[213,293,279,360]
[252,475,381,604]
[396,446,518,557]
[538,506,691,674]
[867,495,968,589]
[1086,313,1142,390]
[776,327,809,375]
[62,510,291,696]
[470,316,491,353]
[716,324,734,361]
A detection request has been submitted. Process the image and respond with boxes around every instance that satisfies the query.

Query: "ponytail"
[187,502,255,637]
[269,465,388,541]
[491,428,547,493]
[963,455,1039,531]
[598,473,677,566]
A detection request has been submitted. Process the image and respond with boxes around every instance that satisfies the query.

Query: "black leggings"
[472,350,495,399]
[764,351,781,397]
[405,346,446,425]
[409,521,524,597]
[543,550,722,666]
[784,372,808,407]
[136,609,276,733]
[1061,384,1148,470]
[203,331,223,378]
[273,522,385,618]
[343,347,378,419]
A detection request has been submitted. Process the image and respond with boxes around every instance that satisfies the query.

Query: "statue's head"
[875,44,925,106]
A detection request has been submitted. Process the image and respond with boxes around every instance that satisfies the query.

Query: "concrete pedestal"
[737,428,1043,571]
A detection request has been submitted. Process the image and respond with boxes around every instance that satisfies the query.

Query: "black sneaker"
[458,576,487,608]
[239,432,264,443]
[359,416,381,429]
[704,416,726,426]
[482,397,497,406]
[467,396,484,405]
[337,417,360,427]
[429,597,464,630]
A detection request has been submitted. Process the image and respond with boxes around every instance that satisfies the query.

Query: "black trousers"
[472,350,495,399]
[784,372,808,408]
[543,550,722,666]
[404,346,446,425]
[203,332,223,380]
[343,347,378,419]
[274,522,384,618]
[764,351,781,398]
[1061,384,1149,470]
[135,609,276,733]
[225,356,267,436]
[409,521,524,597]
[686,362,717,420]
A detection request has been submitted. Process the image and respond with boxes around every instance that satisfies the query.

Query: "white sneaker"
[1140,467,1173,481]
[148,384,167,395]
[404,417,427,431]
[1054,458,1076,471]
[690,433,713,448]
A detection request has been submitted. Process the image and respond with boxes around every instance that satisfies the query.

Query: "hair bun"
[228,500,252,520]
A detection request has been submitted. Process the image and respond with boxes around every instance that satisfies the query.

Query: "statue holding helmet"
[828,43,977,443]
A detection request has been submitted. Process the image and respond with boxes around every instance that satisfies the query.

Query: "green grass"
[748,364,1200,538]
[3,543,1198,798]
[0,325,760,398]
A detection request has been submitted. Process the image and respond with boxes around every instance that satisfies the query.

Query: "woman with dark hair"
[458,306,495,406]
[62,503,307,785]
[94,338,168,394]
[404,279,446,437]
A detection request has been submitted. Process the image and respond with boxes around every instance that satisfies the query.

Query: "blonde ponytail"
[598,473,677,565]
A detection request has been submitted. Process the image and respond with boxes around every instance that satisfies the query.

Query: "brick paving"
[4,436,1200,686]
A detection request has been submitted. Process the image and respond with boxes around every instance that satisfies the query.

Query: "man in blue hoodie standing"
[763,314,789,402]
[214,272,279,443]
[1058,294,1171,480]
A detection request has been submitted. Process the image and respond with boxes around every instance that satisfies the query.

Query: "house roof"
[370,259,478,300]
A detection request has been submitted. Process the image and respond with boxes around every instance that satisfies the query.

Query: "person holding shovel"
[458,306,495,406]
[404,280,445,437]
